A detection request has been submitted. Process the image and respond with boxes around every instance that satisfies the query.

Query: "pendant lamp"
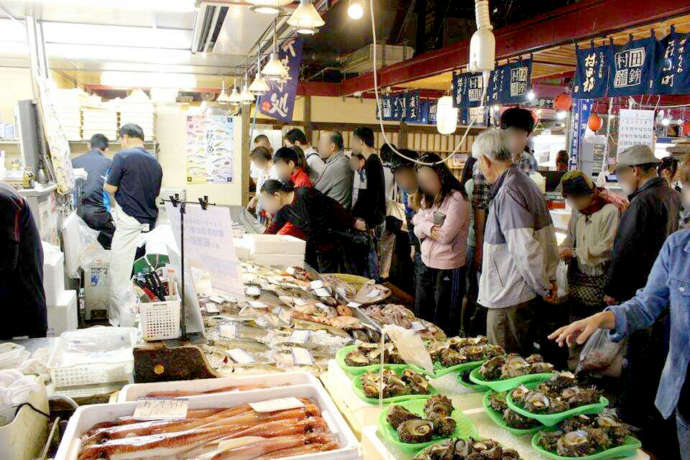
[248,0,292,15]
[288,0,325,32]
[216,80,231,103]
[249,51,270,95]
[240,76,255,104]
[262,19,289,82]
[229,79,242,104]
[436,96,458,135]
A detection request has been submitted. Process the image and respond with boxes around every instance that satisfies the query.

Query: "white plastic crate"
[47,327,136,388]
[55,383,361,460]
[139,292,181,341]
[117,371,319,402]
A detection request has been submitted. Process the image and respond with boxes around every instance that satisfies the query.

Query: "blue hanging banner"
[452,71,485,108]
[259,37,303,123]
[573,44,612,99]
[377,94,395,121]
[652,29,690,95]
[428,101,438,125]
[391,95,405,120]
[488,60,532,105]
[404,92,421,122]
[607,35,655,97]
[460,106,489,126]
[569,99,594,170]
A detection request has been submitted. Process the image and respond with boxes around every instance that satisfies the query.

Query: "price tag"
[292,347,314,366]
[227,348,255,364]
[219,324,237,338]
[249,397,304,413]
[410,321,426,331]
[205,302,220,313]
[248,300,268,309]
[347,302,361,308]
[133,400,188,420]
[209,296,225,304]
[314,288,331,298]
[310,280,324,289]
[245,286,261,297]
[289,330,311,344]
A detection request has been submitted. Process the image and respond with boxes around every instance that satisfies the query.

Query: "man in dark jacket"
[605,145,681,304]
[604,144,681,458]
[72,133,114,249]
[0,183,47,339]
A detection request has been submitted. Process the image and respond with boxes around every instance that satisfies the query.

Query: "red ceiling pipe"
[340,0,690,95]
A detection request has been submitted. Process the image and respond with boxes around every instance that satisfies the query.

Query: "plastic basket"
[481,391,543,436]
[336,345,411,377]
[532,431,642,459]
[140,296,181,341]
[48,328,136,388]
[457,367,488,391]
[468,366,554,392]
[377,397,478,454]
[506,382,609,426]
[416,359,485,378]
[352,366,438,404]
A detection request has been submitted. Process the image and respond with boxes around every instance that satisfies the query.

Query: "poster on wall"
[652,29,690,95]
[185,111,234,184]
[259,37,303,123]
[488,60,532,105]
[452,71,485,108]
[617,109,655,155]
[569,99,594,170]
[573,44,612,99]
[607,36,655,97]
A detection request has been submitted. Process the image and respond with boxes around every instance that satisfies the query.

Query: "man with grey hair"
[474,129,558,354]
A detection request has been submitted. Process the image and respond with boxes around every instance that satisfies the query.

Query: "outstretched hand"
[548,311,616,347]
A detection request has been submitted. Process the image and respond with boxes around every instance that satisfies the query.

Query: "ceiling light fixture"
[241,76,256,104]
[295,26,317,35]
[347,0,364,20]
[288,0,325,32]
[248,0,291,15]
[249,49,270,96]
[262,19,289,82]
[216,80,231,103]
[229,79,242,104]
[526,89,536,101]
[436,96,458,135]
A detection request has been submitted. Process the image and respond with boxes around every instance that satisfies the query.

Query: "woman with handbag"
[557,171,621,368]
[412,153,470,336]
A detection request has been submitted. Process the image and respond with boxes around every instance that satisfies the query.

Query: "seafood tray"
[378,396,478,454]
[352,366,438,404]
[506,381,609,427]
[336,344,410,376]
[532,436,641,460]
[118,371,319,402]
[482,391,543,436]
[55,383,360,460]
[469,360,555,393]
[457,366,488,391]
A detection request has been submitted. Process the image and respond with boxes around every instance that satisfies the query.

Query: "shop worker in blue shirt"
[550,158,690,460]
[104,124,162,326]
[72,133,115,249]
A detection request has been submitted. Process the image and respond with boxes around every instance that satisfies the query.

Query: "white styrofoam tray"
[56,383,361,460]
[117,371,319,402]
[244,234,306,256]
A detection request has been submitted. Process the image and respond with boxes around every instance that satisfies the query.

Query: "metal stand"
[164,194,215,340]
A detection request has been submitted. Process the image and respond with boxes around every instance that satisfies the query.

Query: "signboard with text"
[259,37,303,123]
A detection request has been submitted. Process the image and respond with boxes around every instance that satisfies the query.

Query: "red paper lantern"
[683,120,690,136]
[554,93,573,111]
[588,113,603,131]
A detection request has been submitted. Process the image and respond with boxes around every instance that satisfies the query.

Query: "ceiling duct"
[191,3,230,54]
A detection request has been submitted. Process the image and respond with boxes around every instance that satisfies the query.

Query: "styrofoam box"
[245,234,306,256]
[47,289,78,337]
[55,383,361,460]
[252,253,305,268]
[42,244,65,305]
[117,371,319,402]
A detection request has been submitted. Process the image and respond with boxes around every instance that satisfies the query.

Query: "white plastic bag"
[576,328,626,375]
[556,261,569,299]
[0,370,42,426]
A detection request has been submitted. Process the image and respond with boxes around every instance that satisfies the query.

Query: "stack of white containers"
[81,95,118,141]
[51,88,85,140]
[119,90,155,140]
[242,234,306,268]
[42,241,78,336]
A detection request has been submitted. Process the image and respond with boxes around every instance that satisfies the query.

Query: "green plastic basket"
[481,391,543,436]
[352,366,438,405]
[336,345,411,377]
[532,431,642,459]
[414,359,486,378]
[468,366,554,392]
[455,363,488,391]
[506,382,609,426]
[377,397,479,454]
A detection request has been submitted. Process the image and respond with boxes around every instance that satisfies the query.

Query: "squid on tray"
[77,398,339,460]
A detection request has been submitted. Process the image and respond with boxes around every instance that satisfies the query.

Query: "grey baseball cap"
[616,145,660,170]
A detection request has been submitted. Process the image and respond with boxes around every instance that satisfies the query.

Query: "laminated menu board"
[616,109,655,156]
[185,111,234,184]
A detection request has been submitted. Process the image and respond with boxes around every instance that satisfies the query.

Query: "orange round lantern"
[554,92,573,111]
[588,113,603,131]
[683,120,690,136]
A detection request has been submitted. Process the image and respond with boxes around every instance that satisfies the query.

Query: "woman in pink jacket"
[412,153,470,336]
